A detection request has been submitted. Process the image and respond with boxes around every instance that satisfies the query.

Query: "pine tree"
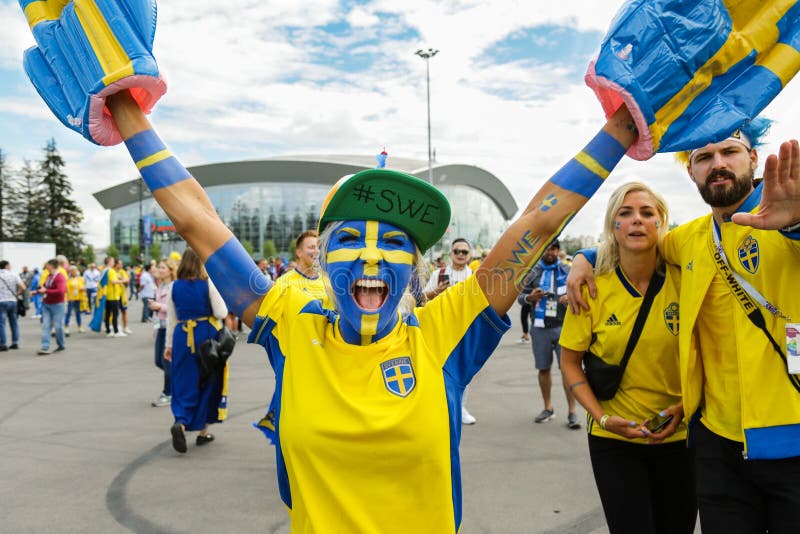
[0,149,11,240]
[38,139,85,258]
[0,149,27,241]
[18,160,49,242]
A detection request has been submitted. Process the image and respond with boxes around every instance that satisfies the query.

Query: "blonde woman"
[560,182,695,534]
[148,258,178,407]
[64,265,86,335]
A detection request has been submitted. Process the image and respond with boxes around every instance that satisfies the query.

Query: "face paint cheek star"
[655,221,660,228]
[615,221,621,230]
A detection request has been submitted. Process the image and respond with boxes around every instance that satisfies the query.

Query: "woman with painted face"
[559,182,695,534]
[102,90,637,533]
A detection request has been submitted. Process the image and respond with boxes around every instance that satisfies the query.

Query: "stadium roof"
[93,155,518,219]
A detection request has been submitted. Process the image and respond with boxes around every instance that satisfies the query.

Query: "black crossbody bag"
[583,270,663,400]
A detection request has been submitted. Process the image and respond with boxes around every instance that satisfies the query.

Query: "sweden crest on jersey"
[738,236,759,274]
[663,302,679,336]
[381,357,416,397]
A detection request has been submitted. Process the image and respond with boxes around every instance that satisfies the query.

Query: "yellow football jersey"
[560,265,686,443]
[249,275,509,533]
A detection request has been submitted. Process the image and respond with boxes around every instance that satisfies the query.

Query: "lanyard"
[711,220,791,321]
[708,220,800,391]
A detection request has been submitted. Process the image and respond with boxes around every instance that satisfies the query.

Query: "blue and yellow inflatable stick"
[19,0,166,146]
[587,0,800,160]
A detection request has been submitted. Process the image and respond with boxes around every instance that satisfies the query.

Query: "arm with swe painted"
[477,105,637,316]
[106,91,269,326]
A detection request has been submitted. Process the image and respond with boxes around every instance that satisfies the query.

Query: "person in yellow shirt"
[115,259,132,334]
[64,265,86,335]
[561,182,695,534]
[568,124,800,533]
[103,256,123,337]
[273,230,328,304]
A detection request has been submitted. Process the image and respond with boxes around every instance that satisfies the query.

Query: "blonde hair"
[596,182,669,275]
[317,221,429,317]
[159,258,178,282]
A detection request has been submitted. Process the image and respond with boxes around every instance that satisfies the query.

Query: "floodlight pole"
[415,48,438,185]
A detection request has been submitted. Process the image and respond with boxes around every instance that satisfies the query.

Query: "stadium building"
[93,155,518,260]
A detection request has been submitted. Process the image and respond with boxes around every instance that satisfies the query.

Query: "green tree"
[19,160,49,242]
[242,240,254,257]
[129,243,141,264]
[0,149,19,240]
[149,241,162,261]
[39,139,84,257]
[82,245,96,265]
[263,239,277,259]
[106,243,120,260]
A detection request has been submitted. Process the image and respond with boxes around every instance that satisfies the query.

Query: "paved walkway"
[1,301,619,533]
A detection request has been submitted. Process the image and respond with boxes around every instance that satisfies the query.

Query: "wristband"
[550,130,627,198]
[599,414,610,430]
[205,238,273,317]
[125,129,191,191]
[781,221,800,232]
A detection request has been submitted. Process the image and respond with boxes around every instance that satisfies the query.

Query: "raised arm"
[478,106,637,316]
[106,92,268,326]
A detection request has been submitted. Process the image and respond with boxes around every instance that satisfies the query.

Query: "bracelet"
[781,221,800,232]
[599,414,610,430]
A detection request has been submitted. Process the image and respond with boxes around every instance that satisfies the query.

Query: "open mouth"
[352,279,389,311]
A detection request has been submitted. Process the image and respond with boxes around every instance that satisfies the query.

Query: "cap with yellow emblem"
[318,169,451,252]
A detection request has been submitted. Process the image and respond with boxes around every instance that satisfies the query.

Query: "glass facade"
[109,182,509,260]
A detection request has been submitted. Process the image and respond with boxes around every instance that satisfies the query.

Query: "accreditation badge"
[545,298,558,318]
[787,324,800,375]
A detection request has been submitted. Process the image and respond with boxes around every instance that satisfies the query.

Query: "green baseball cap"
[318,169,451,252]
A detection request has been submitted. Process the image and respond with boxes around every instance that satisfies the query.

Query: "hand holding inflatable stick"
[17,0,800,321]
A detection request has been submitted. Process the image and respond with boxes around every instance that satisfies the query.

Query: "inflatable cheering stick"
[586,0,800,160]
[19,0,166,146]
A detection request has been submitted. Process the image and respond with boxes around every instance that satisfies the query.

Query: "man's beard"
[696,167,754,208]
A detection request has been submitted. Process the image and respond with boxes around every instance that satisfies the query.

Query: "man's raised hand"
[732,140,800,231]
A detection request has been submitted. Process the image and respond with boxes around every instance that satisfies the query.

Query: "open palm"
[732,140,800,230]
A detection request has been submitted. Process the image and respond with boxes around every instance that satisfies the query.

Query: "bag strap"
[707,221,800,393]
[618,269,664,371]
[0,274,18,296]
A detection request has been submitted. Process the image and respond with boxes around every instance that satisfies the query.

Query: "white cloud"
[2,0,800,251]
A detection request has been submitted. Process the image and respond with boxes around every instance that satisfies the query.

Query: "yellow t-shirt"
[560,265,686,443]
[116,268,129,306]
[273,269,331,308]
[105,268,120,301]
[66,276,85,301]
[249,275,510,533]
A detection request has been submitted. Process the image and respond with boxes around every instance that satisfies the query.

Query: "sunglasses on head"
[452,249,470,255]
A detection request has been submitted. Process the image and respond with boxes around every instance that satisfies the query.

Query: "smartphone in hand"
[439,274,450,285]
[647,413,674,433]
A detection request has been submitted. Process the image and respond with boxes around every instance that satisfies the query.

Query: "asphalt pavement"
[0,300,622,533]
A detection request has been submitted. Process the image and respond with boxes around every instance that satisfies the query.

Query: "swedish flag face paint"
[325,220,416,345]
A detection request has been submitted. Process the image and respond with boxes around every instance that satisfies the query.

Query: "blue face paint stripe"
[139,157,193,190]
[206,237,272,317]
[125,128,166,163]
[583,130,628,170]
[549,160,607,198]
[550,131,626,198]
[124,129,192,191]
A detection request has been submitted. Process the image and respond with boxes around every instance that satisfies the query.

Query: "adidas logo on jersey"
[605,314,621,326]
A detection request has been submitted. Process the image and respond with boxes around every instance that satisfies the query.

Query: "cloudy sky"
[2,0,800,248]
